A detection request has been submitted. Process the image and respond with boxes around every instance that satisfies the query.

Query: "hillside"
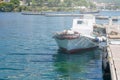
[93,0,120,4]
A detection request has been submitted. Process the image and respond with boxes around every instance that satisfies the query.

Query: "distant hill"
[94,0,120,4]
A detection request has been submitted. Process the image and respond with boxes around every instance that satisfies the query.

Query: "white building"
[20,0,27,6]
[60,0,64,3]
[3,0,10,2]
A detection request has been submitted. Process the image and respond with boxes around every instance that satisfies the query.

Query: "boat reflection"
[53,49,103,80]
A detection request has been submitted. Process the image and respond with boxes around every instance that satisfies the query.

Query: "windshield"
[77,21,83,24]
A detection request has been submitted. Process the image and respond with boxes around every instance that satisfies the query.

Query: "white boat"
[53,15,106,53]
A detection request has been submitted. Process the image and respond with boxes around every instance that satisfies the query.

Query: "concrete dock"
[108,45,120,80]
[45,13,98,17]
[105,18,120,80]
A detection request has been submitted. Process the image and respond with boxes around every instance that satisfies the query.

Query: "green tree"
[32,0,35,6]
[0,2,14,12]
[10,0,20,7]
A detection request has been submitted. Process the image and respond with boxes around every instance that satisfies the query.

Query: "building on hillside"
[0,0,10,3]
[20,0,27,6]
[94,2,106,9]
[60,0,64,3]
[3,0,10,2]
[93,1,119,10]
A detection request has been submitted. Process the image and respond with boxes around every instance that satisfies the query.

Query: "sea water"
[0,11,120,80]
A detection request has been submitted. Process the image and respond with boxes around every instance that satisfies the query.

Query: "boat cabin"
[71,15,95,35]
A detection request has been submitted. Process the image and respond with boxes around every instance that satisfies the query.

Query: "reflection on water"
[53,49,103,80]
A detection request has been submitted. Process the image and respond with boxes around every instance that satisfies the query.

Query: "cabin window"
[77,21,83,24]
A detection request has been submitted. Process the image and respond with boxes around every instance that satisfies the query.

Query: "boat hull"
[54,36,98,53]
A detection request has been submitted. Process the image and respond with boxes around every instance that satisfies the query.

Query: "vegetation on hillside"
[25,0,95,11]
[0,0,95,12]
[29,0,93,7]
[0,0,20,12]
[0,2,14,12]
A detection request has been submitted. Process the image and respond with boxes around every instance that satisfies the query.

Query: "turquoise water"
[0,11,119,80]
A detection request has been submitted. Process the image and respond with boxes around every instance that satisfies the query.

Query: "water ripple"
[0,68,24,71]
[30,60,55,62]
[7,53,55,55]
[0,79,9,80]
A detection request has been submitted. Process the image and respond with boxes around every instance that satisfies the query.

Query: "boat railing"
[54,31,80,40]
